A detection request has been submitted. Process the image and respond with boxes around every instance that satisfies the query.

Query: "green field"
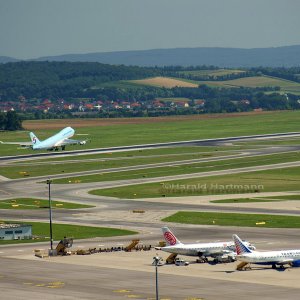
[162,211,300,228]
[0,221,137,244]
[0,147,236,179]
[200,76,300,93]
[89,166,300,199]
[52,152,300,184]
[211,194,300,203]
[0,198,93,209]
[211,198,277,203]
[178,69,245,77]
[129,75,300,93]
[1,110,300,158]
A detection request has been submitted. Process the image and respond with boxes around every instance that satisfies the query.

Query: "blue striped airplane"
[233,234,300,270]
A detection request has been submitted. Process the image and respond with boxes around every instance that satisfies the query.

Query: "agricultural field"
[130,76,199,88]
[129,74,300,94]
[178,69,246,77]
[207,76,300,93]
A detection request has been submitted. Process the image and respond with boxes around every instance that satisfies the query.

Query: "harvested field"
[131,76,198,88]
[23,111,272,130]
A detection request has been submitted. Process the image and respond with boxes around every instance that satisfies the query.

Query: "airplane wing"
[277,259,294,265]
[0,141,32,147]
[59,138,88,146]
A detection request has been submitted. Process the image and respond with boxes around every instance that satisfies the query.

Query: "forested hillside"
[0,61,161,100]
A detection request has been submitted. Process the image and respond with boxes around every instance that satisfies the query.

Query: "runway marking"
[113,289,131,293]
[147,297,172,300]
[0,189,11,195]
[47,282,65,288]
[49,281,65,286]
[17,250,24,252]
[126,295,141,298]
[23,282,33,285]
[35,284,45,287]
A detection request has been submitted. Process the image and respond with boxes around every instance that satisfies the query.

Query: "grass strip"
[0,198,93,210]
[0,221,137,245]
[89,166,300,199]
[162,211,300,228]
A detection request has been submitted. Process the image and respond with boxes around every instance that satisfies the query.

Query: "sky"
[1,0,300,59]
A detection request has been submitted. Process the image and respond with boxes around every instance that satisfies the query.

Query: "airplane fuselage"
[161,241,236,257]
[32,127,74,150]
[237,249,300,265]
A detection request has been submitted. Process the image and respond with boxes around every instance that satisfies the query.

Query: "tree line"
[0,111,23,130]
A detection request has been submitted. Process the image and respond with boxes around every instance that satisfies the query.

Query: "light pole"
[153,255,160,300]
[46,179,53,252]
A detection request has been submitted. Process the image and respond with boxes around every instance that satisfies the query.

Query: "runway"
[1,131,300,162]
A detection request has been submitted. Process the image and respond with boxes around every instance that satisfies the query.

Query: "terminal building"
[0,224,32,240]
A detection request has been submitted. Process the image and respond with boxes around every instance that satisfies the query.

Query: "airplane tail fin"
[29,132,40,145]
[233,234,253,255]
[162,226,182,246]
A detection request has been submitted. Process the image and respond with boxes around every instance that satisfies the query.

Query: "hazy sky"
[1,0,300,59]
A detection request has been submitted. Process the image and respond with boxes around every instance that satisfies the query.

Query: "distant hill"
[33,45,300,67]
[0,56,20,63]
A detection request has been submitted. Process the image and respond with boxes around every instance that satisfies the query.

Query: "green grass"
[162,211,300,228]
[1,110,300,157]
[199,76,300,93]
[267,195,300,200]
[53,151,300,184]
[0,221,137,245]
[1,147,235,179]
[89,166,300,199]
[130,74,300,92]
[211,194,300,203]
[211,198,280,203]
[0,198,93,209]
[178,69,245,77]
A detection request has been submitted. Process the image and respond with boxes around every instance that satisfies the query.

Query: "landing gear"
[272,264,277,269]
[196,256,208,263]
[62,145,66,151]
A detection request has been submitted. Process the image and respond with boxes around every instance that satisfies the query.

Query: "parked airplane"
[0,127,88,151]
[156,226,255,262]
[233,234,300,269]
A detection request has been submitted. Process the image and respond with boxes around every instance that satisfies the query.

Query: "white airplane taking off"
[156,227,255,261]
[233,234,300,269]
[1,127,88,151]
